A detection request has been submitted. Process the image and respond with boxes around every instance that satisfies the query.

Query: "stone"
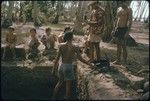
[136,89,144,93]
[140,92,149,100]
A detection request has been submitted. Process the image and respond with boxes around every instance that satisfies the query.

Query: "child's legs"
[89,42,94,61]
[117,43,122,62]
[122,41,127,62]
[63,64,75,99]
[65,80,72,99]
[52,79,64,98]
[94,42,100,60]
[2,46,9,59]
[10,46,16,59]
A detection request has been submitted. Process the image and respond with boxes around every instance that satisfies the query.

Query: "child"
[52,31,95,100]
[2,26,17,60]
[58,26,71,43]
[28,28,40,60]
[41,28,56,50]
[83,35,90,58]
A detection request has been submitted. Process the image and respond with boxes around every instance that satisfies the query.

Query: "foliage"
[1,18,13,28]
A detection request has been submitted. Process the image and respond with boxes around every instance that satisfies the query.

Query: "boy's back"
[59,43,78,64]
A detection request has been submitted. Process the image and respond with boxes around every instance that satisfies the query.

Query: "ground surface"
[1,21,149,100]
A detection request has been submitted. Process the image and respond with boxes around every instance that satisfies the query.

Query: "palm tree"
[102,1,114,42]
[1,1,14,28]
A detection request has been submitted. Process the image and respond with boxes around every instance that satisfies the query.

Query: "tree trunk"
[51,1,62,24]
[102,1,114,42]
[74,1,84,35]
[2,1,14,28]
[19,1,23,22]
[32,1,41,27]
[7,1,14,21]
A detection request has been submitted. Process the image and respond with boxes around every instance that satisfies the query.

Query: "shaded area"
[1,66,78,100]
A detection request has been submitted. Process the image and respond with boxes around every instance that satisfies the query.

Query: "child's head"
[64,26,71,33]
[63,31,73,42]
[8,26,15,34]
[45,28,51,36]
[30,28,37,37]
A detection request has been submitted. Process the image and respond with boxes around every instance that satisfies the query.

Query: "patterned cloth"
[88,7,105,42]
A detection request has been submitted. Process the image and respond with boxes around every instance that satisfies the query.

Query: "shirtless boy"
[58,26,71,43]
[52,32,95,100]
[28,28,40,59]
[41,28,56,50]
[113,1,132,64]
[2,26,17,60]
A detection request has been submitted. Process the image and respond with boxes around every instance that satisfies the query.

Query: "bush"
[34,17,42,27]
[1,18,12,28]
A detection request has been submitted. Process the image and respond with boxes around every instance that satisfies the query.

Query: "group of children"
[2,26,74,61]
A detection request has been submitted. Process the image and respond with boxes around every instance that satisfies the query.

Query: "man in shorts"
[112,1,132,64]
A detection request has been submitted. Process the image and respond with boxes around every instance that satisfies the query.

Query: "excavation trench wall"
[2,60,141,100]
[76,61,140,100]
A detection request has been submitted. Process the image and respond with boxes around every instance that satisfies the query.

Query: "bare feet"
[113,60,121,65]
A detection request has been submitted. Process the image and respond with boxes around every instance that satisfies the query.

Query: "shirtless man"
[113,1,132,64]
[2,26,17,60]
[52,32,95,100]
[87,1,105,61]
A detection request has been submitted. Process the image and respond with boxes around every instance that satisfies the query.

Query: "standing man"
[113,1,132,64]
[87,1,105,61]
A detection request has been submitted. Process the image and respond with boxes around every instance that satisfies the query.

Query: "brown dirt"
[1,21,149,100]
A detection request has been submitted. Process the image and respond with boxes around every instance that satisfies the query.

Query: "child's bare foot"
[113,60,121,65]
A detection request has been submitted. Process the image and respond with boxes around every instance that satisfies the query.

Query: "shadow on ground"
[1,66,77,100]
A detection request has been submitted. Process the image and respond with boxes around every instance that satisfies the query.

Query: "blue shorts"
[58,63,75,81]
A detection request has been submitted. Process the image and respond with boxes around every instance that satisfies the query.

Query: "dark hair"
[45,28,51,32]
[8,26,15,31]
[64,26,71,32]
[30,28,36,33]
[63,31,73,42]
